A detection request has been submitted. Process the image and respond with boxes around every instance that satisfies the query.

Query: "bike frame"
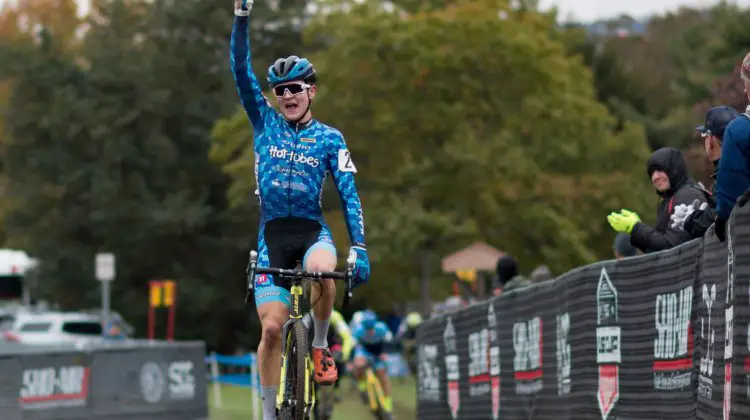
[277,282,315,411]
[365,365,387,413]
[244,249,356,419]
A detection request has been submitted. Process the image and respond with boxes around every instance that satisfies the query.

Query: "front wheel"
[279,322,310,420]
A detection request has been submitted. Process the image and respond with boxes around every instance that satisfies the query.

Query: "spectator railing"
[205,352,260,420]
[0,339,207,419]
[414,201,750,419]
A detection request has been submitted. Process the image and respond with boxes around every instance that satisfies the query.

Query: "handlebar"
[244,249,357,307]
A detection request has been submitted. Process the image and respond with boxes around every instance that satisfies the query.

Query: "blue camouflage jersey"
[230,15,365,249]
[352,321,393,356]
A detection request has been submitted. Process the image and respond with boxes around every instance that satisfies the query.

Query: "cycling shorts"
[254,217,337,308]
[354,344,387,371]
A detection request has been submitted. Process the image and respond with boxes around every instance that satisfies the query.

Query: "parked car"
[2,312,107,346]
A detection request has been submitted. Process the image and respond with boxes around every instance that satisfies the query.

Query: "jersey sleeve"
[333,316,355,359]
[377,323,393,342]
[327,132,366,248]
[230,16,274,131]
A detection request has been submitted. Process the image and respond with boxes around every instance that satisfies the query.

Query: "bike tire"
[293,321,309,420]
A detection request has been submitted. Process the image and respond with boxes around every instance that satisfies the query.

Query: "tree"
[211,0,654,310]
[0,0,263,352]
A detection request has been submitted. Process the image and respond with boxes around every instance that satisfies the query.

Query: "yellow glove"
[607,209,641,233]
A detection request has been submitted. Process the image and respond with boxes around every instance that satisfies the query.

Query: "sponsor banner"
[696,225,729,419]
[18,351,90,419]
[0,356,23,420]
[415,203,750,419]
[88,342,207,418]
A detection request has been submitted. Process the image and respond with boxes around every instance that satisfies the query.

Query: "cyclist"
[395,311,423,341]
[231,2,371,419]
[352,311,395,419]
[349,309,366,331]
[396,312,423,375]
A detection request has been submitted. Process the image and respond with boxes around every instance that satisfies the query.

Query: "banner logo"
[725,223,735,420]
[653,285,693,390]
[140,362,166,404]
[488,304,501,420]
[20,365,90,409]
[557,312,571,396]
[513,316,543,394]
[418,345,441,402]
[699,283,716,399]
[444,317,460,419]
[597,267,620,420]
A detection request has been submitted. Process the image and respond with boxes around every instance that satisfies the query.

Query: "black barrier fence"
[416,202,750,419]
[0,341,207,420]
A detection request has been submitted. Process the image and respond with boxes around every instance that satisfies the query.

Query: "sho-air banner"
[416,202,750,419]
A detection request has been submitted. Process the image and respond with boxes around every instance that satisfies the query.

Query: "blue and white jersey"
[352,321,392,355]
[230,15,365,247]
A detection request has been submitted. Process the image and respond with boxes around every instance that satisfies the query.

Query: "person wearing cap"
[670,106,737,238]
[713,52,750,241]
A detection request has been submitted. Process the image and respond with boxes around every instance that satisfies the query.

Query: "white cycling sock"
[261,386,277,420]
[312,316,330,348]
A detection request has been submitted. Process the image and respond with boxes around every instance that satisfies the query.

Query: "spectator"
[495,255,531,293]
[714,52,750,241]
[607,147,710,253]
[613,233,638,259]
[529,265,552,283]
[671,106,737,238]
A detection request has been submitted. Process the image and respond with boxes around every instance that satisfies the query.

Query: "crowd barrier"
[206,352,260,419]
[0,340,207,420]
[415,201,750,419]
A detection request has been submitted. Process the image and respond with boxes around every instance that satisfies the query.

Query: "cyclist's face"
[275,82,316,121]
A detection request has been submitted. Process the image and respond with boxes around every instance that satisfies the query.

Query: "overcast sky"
[3,0,750,22]
[539,0,750,22]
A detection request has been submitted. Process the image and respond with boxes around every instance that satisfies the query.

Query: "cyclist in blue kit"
[351,311,395,418]
[231,1,371,419]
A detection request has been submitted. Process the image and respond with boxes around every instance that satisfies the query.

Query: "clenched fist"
[234,0,253,16]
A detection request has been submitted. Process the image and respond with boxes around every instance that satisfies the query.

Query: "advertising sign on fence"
[0,341,207,420]
[416,202,750,419]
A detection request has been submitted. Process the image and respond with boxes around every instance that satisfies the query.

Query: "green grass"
[209,376,417,420]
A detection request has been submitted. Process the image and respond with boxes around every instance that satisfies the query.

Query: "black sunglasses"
[273,83,310,97]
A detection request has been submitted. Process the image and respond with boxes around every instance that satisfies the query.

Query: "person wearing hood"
[495,255,531,293]
[607,147,710,253]
[713,52,750,242]
[670,106,737,238]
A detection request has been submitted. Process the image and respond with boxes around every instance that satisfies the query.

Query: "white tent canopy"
[0,249,38,276]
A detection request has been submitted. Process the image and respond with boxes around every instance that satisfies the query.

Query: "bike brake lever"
[244,250,258,305]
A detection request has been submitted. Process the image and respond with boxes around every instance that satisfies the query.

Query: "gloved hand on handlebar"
[234,0,253,15]
[350,246,370,287]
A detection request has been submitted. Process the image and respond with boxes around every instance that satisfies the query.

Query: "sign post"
[95,253,115,333]
[148,280,177,341]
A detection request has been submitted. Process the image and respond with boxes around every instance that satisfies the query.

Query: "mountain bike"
[362,364,391,420]
[245,250,356,420]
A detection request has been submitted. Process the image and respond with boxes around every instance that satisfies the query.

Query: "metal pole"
[102,280,110,335]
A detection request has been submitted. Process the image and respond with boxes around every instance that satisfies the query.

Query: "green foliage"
[0,0,260,352]
[211,0,653,312]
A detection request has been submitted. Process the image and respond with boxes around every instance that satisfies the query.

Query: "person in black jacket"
[670,106,738,238]
[607,147,710,253]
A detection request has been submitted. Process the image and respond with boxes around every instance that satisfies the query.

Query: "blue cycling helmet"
[267,55,317,87]
[360,310,377,330]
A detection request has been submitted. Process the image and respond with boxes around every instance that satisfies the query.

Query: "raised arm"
[230,4,273,130]
[327,132,366,249]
